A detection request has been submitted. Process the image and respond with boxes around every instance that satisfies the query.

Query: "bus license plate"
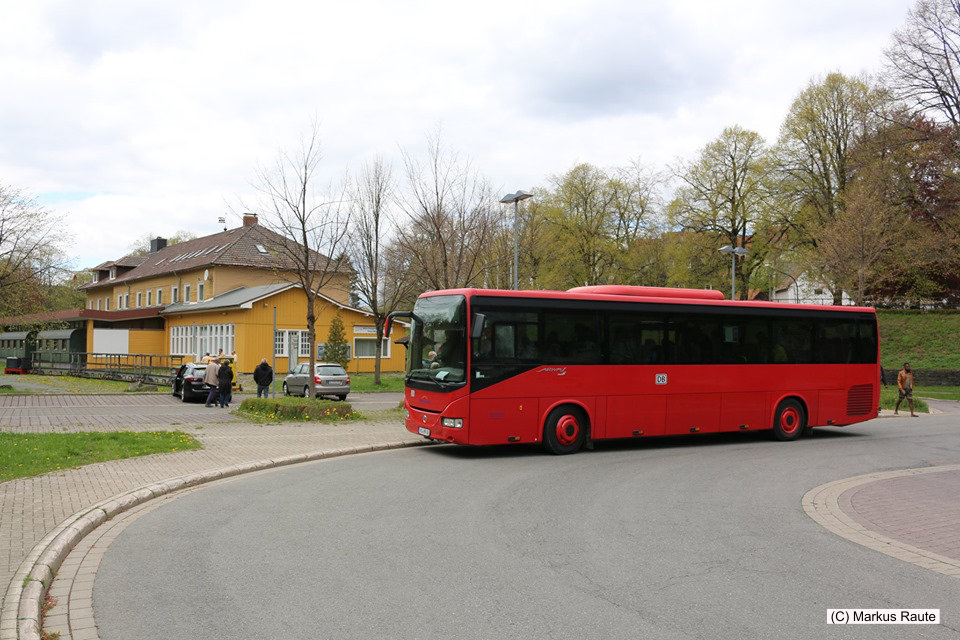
[418,426,430,437]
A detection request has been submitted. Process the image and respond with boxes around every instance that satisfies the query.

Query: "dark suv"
[172,363,209,402]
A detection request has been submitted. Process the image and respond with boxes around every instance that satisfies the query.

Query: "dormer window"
[256,244,268,254]
[91,271,99,283]
[109,267,116,280]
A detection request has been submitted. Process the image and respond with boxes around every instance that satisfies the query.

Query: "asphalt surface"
[94,414,960,640]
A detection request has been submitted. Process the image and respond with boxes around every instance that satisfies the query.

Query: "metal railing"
[30,352,189,385]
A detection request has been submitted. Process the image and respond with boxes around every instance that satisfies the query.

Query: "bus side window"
[773,318,813,364]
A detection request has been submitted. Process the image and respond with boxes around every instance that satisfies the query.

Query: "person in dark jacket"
[253,358,273,398]
[217,360,233,408]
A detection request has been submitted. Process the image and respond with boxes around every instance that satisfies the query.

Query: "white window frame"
[117,294,122,310]
[156,288,163,305]
[146,290,152,306]
[92,271,99,283]
[299,331,310,357]
[136,292,142,308]
[123,293,130,309]
[96,298,101,311]
[104,297,109,311]
[184,284,191,303]
[274,330,288,357]
[172,286,178,303]
[109,267,116,280]
[198,283,205,302]
[354,337,390,359]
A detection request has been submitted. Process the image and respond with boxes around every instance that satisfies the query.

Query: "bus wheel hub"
[556,415,580,446]
[781,408,799,433]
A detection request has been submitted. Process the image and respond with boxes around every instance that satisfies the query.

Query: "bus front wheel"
[773,399,806,441]
[543,406,588,455]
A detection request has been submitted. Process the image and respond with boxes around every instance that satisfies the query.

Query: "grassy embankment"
[0,431,201,482]
[877,310,960,370]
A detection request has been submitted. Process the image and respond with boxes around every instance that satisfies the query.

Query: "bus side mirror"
[471,313,486,339]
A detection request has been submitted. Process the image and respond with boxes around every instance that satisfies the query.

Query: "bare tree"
[886,0,960,126]
[0,184,68,312]
[247,126,351,397]
[396,132,498,291]
[349,157,411,384]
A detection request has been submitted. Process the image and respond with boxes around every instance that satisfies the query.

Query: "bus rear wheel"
[543,406,588,455]
[773,399,806,441]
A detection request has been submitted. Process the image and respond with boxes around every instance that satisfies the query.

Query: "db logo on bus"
[655,374,668,385]
[539,367,567,376]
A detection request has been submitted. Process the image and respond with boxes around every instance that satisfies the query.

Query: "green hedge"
[238,397,358,421]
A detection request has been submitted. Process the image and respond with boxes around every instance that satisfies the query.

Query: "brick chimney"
[150,237,168,253]
[242,213,258,227]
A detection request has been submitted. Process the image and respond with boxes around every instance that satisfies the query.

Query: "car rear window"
[191,366,206,374]
[316,366,346,376]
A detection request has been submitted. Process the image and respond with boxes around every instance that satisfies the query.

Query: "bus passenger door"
[605,395,666,439]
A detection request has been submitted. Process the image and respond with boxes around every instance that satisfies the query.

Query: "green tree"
[776,72,888,302]
[325,312,350,368]
[670,126,776,299]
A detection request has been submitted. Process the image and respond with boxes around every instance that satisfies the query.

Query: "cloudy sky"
[1,0,915,269]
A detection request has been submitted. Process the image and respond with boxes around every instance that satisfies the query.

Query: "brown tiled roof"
[81,223,350,291]
[0,307,162,327]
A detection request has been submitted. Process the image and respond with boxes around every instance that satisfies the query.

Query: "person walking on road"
[203,359,220,407]
[253,358,273,398]
[217,359,233,408]
[895,362,918,417]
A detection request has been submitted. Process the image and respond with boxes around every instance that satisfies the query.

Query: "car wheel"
[337,394,347,401]
[181,389,190,403]
[542,405,588,455]
[282,382,288,396]
[773,399,806,441]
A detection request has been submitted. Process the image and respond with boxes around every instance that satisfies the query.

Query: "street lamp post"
[718,245,747,299]
[499,191,533,290]
[764,263,800,304]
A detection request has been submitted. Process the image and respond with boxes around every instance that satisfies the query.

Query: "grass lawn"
[878,310,960,370]
[913,386,960,402]
[0,431,201,482]
[0,374,167,394]
[879,387,930,413]
[348,373,405,392]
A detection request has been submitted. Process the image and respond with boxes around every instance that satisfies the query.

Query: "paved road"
[94,415,960,640]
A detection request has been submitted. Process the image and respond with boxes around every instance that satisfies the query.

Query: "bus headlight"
[442,418,463,429]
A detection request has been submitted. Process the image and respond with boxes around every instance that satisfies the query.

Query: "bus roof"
[418,286,876,315]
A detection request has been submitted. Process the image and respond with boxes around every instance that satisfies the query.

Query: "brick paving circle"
[839,469,960,562]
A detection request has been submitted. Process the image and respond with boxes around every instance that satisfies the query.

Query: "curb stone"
[801,464,960,578]
[0,439,432,640]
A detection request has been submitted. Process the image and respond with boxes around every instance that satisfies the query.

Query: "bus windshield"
[406,294,467,387]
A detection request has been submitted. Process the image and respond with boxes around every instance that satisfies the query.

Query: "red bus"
[386,285,879,454]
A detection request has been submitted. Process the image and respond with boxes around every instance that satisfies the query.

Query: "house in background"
[0,214,408,374]
[767,273,853,306]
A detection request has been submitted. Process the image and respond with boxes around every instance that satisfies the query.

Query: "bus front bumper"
[405,404,469,444]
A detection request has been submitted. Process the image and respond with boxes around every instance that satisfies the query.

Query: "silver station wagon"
[283,362,350,400]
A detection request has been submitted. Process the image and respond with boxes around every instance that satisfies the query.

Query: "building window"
[317,342,351,361]
[88,300,93,309]
[184,284,191,302]
[91,272,99,283]
[147,290,152,306]
[136,292,142,308]
[96,298,101,311]
[299,331,310,357]
[117,294,122,309]
[157,288,163,305]
[274,330,287,357]
[109,267,116,280]
[172,286,179,303]
[124,293,130,309]
[354,337,390,359]
[170,324,234,358]
[105,297,109,311]
[198,283,204,302]
[256,244,268,254]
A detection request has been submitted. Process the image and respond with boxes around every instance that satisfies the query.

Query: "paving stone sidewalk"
[0,395,418,616]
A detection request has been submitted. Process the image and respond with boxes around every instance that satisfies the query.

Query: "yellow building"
[77,214,407,374]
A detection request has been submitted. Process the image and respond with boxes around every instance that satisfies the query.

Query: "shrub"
[238,396,358,421]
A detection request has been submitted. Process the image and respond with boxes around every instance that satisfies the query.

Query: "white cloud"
[0,0,914,268]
